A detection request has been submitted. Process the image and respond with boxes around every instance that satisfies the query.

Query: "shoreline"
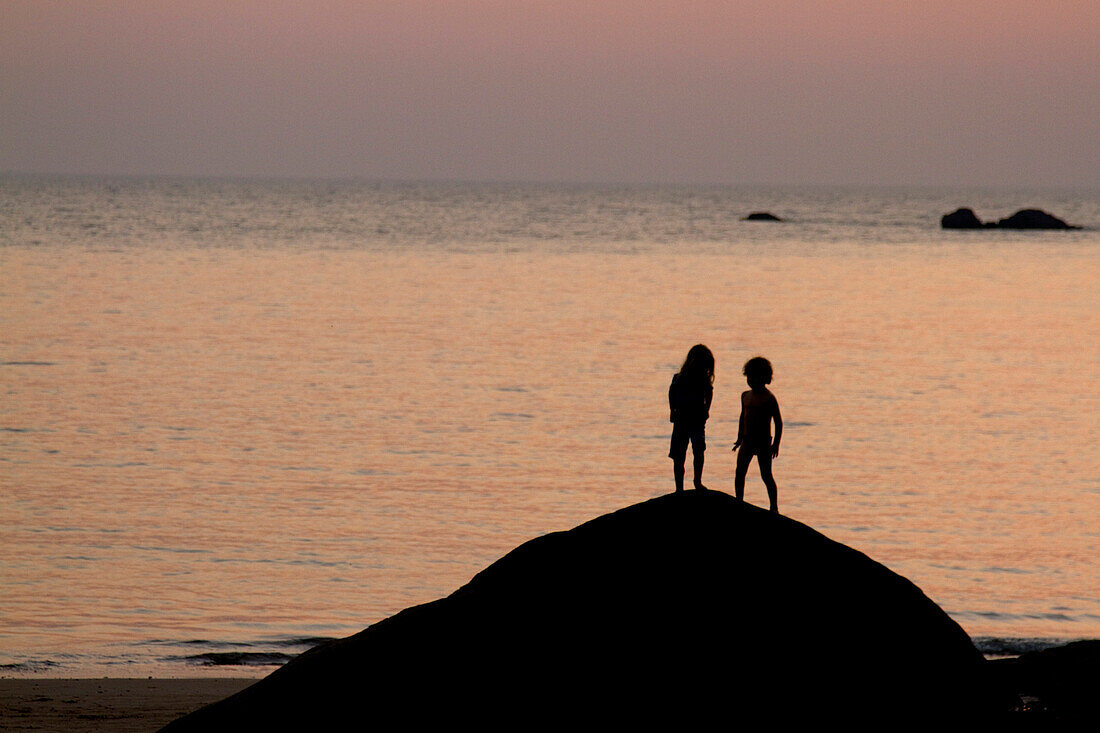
[0,635,1085,684]
[5,641,1097,730]
[0,678,252,733]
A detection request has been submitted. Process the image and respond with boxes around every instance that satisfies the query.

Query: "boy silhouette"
[732,356,783,513]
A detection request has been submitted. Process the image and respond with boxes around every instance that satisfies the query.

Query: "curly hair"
[742,356,773,386]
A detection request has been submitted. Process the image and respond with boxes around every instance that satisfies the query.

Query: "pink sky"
[2,1,1097,185]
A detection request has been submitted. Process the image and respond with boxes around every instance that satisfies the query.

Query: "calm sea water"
[1,177,1098,677]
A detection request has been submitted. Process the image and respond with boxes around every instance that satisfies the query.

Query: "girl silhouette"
[668,344,715,492]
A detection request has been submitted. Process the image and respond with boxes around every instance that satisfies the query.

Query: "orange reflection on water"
[1,244,1098,672]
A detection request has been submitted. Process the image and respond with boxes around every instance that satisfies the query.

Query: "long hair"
[678,344,715,386]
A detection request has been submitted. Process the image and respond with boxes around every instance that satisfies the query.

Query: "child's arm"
[771,397,783,457]
[732,393,746,450]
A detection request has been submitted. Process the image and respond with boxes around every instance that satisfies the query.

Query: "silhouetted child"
[668,344,714,492]
[732,356,783,513]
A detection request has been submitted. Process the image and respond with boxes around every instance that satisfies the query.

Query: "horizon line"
[3,170,1098,194]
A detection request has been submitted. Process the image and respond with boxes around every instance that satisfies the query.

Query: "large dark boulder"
[161,491,1006,729]
[942,207,985,229]
[996,208,1078,229]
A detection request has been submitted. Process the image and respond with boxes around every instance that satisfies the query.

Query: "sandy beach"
[0,678,252,732]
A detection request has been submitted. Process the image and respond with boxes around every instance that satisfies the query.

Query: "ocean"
[1,176,1097,677]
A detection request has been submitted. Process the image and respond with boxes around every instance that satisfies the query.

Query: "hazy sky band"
[2,1,1098,186]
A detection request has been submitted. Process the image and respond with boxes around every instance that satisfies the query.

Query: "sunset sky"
[3,1,1098,186]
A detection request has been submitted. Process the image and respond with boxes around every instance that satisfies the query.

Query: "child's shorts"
[737,436,773,459]
[669,424,706,462]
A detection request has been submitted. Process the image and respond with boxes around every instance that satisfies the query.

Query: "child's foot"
[694,482,708,491]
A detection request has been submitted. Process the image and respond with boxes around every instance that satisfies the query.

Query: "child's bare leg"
[758,453,778,513]
[673,461,685,492]
[692,449,707,490]
[734,446,752,501]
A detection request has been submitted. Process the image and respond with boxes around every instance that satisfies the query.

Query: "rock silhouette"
[941,207,1079,229]
[743,211,783,221]
[941,207,985,229]
[161,491,1005,729]
[991,640,1100,725]
[996,208,1078,229]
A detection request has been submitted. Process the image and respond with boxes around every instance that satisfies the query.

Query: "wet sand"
[0,678,253,732]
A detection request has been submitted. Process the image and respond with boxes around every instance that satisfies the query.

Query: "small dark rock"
[996,208,1078,230]
[941,208,985,229]
[991,639,1100,724]
[743,211,783,221]
[941,207,1080,230]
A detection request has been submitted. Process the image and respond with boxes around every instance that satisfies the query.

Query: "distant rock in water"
[942,207,985,229]
[161,491,1008,730]
[942,207,1079,230]
[996,208,1078,229]
[743,211,783,221]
